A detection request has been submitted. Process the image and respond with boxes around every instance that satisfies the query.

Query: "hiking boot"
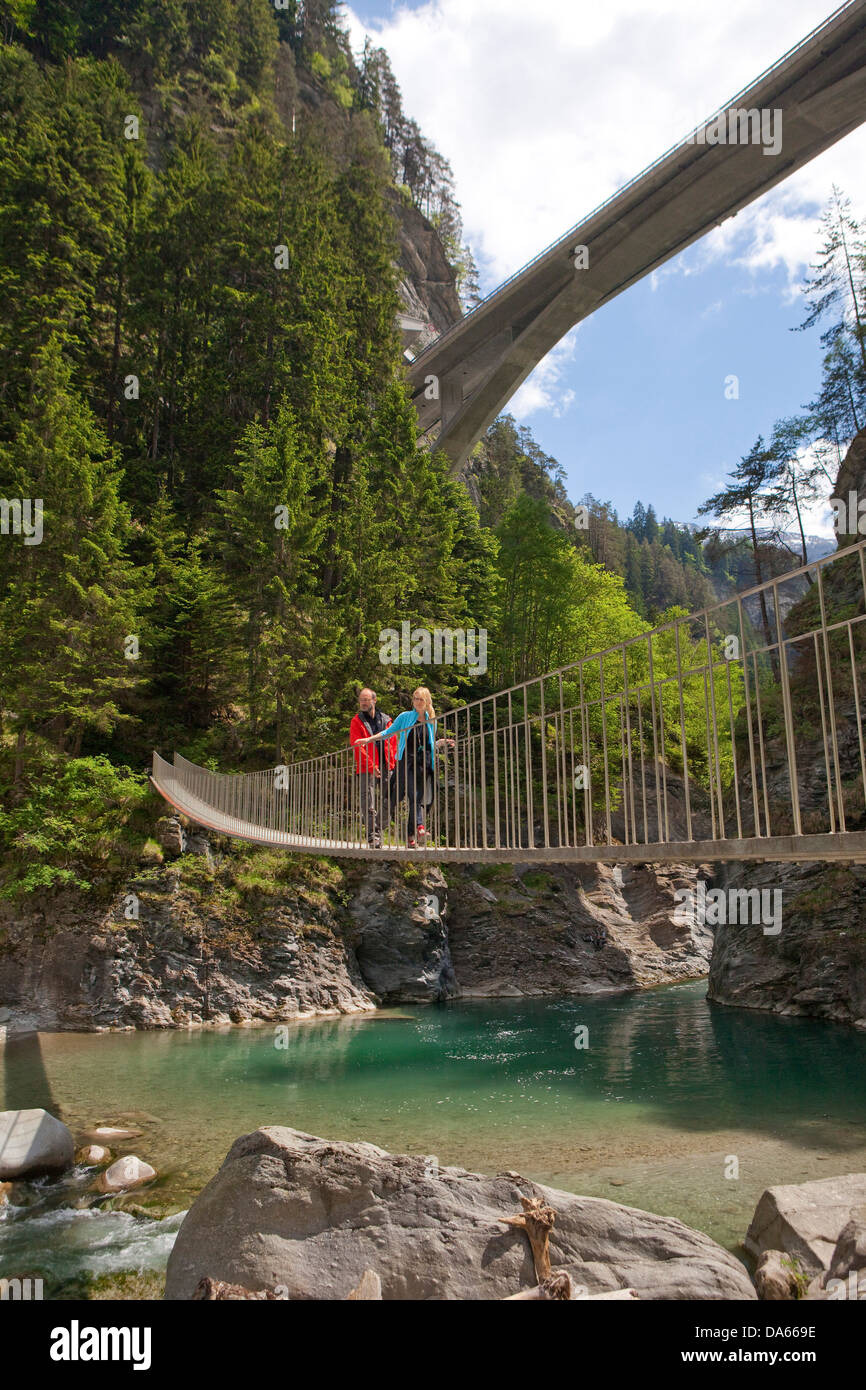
[415,825,426,845]
[407,836,416,849]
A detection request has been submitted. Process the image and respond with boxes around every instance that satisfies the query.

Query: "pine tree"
[215,401,329,761]
[0,337,145,770]
[698,437,777,649]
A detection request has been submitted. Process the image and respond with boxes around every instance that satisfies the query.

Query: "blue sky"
[343,0,866,534]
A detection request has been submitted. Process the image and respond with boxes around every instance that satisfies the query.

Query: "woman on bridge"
[355,687,453,847]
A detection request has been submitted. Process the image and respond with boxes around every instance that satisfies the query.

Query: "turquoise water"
[3,981,866,1293]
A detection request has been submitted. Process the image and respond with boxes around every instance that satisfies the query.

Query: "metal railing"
[151,536,866,863]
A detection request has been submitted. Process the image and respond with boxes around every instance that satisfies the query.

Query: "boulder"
[827,1208,866,1281]
[95,1155,156,1193]
[745,1175,866,1272]
[164,1127,756,1301]
[0,1108,75,1179]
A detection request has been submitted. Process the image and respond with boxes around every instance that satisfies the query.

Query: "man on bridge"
[350,687,396,849]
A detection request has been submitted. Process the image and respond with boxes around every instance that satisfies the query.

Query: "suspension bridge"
[152,538,866,865]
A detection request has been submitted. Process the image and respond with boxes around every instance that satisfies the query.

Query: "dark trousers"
[357,772,382,842]
[394,759,430,833]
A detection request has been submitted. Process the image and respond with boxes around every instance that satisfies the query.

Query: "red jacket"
[350,712,397,773]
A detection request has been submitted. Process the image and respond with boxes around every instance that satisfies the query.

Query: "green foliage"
[492,494,642,686]
[0,755,150,895]
[0,338,147,758]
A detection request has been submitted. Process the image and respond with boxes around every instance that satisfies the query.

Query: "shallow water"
[3,981,866,1293]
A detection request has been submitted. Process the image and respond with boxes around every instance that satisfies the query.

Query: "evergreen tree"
[698,437,777,649]
[0,338,145,771]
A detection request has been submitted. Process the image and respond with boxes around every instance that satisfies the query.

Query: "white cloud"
[344,0,866,295]
[510,327,579,419]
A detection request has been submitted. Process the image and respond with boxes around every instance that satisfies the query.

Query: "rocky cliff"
[0,820,711,1034]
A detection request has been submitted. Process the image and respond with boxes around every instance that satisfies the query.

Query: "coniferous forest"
[0,0,864,898]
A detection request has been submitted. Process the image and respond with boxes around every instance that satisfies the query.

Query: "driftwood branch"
[501,1195,556,1282]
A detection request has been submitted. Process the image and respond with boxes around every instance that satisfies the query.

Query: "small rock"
[83,1126,143,1142]
[76,1144,111,1166]
[0,1108,75,1179]
[754,1250,800,1300]
[469,880,497,903]
[95,1156,157,1193]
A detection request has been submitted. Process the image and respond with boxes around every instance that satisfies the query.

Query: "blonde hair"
[413,687,435,722]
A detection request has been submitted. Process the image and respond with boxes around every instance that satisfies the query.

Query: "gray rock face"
[392,197,463,341]
[830,424,866,547]
[349,866,457,1003]
[708,860,866,1029]
[745,1174,866,1272]
[155,816,186,857]
[0,871,375,1032]
[447,861,713,997]
[185,831,213,865]
[0,1108,74,1179]
[164,1127,756,1301]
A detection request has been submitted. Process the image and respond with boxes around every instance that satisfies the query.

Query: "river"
[3,981,866,1297]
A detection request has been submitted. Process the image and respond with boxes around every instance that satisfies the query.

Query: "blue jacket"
[379,709,437,764]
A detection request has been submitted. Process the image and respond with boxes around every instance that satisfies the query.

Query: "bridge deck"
[151,766,866,865]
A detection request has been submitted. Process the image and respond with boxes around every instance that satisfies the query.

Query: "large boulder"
[0,1108,75,1179]
[745,1174,866,1272]
[164,1127,756,1301]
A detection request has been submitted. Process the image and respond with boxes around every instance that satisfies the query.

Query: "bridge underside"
[407,3,866,470]
[151,764,866,865]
